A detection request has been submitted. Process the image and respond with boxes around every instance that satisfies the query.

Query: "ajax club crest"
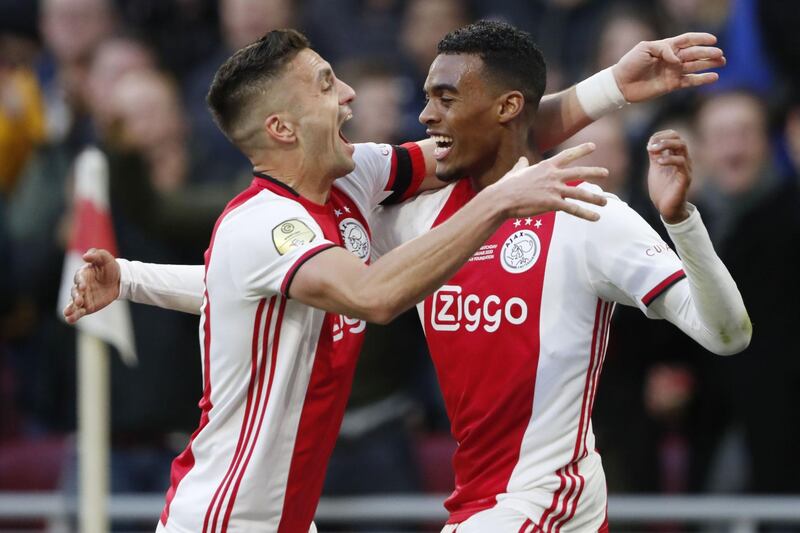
[339,218,370,262]
[500,230,540,274]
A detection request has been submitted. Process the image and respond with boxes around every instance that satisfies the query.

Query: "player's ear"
[497,91,525,124]
[264,113,297,144]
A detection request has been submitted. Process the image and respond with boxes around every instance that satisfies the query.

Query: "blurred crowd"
[0,0,799,530]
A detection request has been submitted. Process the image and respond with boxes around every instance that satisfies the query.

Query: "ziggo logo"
[430,285,528,333]
[332,315,365,341]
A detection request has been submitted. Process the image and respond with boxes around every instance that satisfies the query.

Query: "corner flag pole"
[78,331,110,533]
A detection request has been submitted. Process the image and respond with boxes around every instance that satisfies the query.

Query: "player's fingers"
[648,129,681,145]
[548,142,596,167]
[650,41,680,64]
[512,156,529,172]
[679,72,719,88]
[71,285,84,308]
[555,199,601,222]
[560,186,608,207]
[555,166,609,182]
[74,267,88,290]
[682,57,726,73]
[647,138,687,155]
[677,46,723,62]
[671,32,717,49]
[82,248,98,262]
[65,307,85,324]
[655,154,688,167]
[85,247,113,267]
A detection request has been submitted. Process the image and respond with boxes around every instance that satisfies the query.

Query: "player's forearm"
[351,189,507,323]
[117,259,205,315]
[651,206,751,355]
[534,68,628,152]
[534,88,593,152]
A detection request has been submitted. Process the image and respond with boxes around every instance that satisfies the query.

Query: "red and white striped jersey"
[158,142,425,533]
[372,179,686,531]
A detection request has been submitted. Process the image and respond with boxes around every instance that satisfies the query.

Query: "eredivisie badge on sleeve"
[272,219,316,255]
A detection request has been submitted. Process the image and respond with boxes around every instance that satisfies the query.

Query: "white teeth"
[431,134,453,146]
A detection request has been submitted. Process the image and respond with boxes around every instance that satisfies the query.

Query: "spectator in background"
[557,115,631,197]
[86,35,156,138]
[656,0,729,36]
[304,0,405,65]
[759,0,800,94]
[594,3,664,143]
[182,0,293,184]
[339,61,407,146]
[113,0,217,80]
[109,70,189,194]
[0,33,45,197]
[37,0,116,147]
[785,97,800,176]
[685,90,800,496]
[397,0,470,140]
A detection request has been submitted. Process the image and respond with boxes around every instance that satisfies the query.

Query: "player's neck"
[471,134,537,191]
[253,153,334,204]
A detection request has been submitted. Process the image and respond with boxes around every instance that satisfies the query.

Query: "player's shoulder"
[351,142,393,171]
[216,188,319,245]
[574,181,634,215]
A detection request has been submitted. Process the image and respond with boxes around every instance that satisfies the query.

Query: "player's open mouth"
[338,111,354,151]
[432,134,454,161]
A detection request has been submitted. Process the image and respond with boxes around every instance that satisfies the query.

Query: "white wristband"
[575,67,628,120]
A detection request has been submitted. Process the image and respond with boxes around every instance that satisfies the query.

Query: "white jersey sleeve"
[220,197,338,299]
[337,142,427,217]
[582,183,685,316]
[648,205,751,355]
[117,260,205,314]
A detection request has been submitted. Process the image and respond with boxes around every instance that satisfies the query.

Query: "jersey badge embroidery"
[339,218,370,262]
[500,229,541,274]
[272,219,316,255]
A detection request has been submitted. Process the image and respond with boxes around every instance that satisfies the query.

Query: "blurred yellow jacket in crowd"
[0,68,45,194]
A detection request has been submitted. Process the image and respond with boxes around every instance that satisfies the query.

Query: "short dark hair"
[437,20,546,111]
[206,29,310,143]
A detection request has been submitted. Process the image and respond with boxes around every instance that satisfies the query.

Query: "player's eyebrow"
[317,67,334,84]
[425,83,459,95]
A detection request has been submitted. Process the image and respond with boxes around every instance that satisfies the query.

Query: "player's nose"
[419,98,438,126]
[337,79,355,105]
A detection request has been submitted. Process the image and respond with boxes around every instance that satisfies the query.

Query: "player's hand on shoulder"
[63,248,121,324]
[489,142,608,220]
[647,130,692,224]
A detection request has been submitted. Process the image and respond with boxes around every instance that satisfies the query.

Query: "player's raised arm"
[63,249,205,323]
[289,143,608,324]
[532,32,725,151]
[644,130,751,354]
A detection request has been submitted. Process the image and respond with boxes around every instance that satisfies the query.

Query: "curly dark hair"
[437,20,546,111]
[206,29,310,143]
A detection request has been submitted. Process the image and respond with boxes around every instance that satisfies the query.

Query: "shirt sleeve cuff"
[116,258,132,301]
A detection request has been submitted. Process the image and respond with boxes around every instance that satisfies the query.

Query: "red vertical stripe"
[559,302,614,530]
[205,297,274,533]
[220,297,287,532]
[537,300,604,533]
[160,184,262,526]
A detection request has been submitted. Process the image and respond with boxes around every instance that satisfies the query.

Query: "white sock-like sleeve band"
[575,67,628,120]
